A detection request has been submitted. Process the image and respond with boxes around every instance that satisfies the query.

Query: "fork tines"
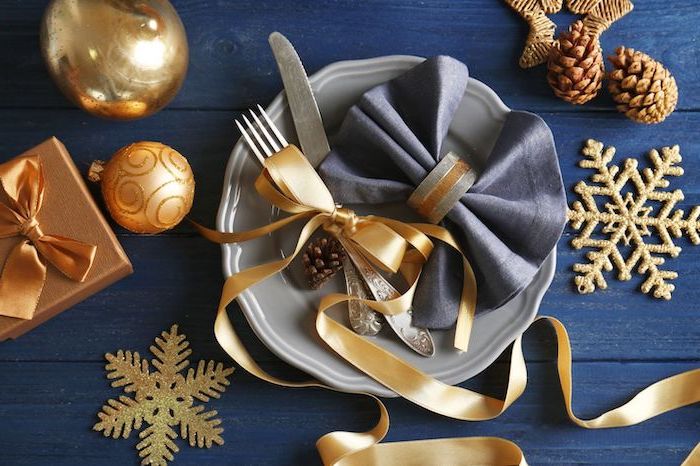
[235,105,288,165]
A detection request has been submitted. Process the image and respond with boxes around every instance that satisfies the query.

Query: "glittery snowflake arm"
[568,140,618,293]
[95,350,156,441]
[105,350,154,395]
[671,206,700,244]
[178,405,225,448]
[137,420,179,466]
[176,360,234,402]
[150,325,192,380]
[93,395,153,439]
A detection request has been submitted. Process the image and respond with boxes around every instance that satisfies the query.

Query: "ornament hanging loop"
[87,160,105,183]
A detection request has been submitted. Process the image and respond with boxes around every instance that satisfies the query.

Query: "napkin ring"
[407,152,476,224]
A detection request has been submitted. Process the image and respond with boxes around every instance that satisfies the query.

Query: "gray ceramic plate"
[217,55,556,397]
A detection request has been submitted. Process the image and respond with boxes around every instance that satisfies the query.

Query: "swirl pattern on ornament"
[104,141,194,233]
[115,180,145,215]
[120,144,159,176]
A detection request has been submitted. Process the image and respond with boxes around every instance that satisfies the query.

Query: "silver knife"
[338,237,435,358]
[268,32,330,168]
[269,32,379,335]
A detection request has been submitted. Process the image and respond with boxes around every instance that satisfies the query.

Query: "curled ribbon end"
[452,333,470,353]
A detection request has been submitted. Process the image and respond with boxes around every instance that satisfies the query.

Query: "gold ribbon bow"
[0,155,97,320]
[196,145,700,465]
[196,144,477,350]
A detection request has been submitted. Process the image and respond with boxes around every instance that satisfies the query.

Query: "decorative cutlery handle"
[338,237,435,357]
[343,257,383,336]
[348,252,400,302]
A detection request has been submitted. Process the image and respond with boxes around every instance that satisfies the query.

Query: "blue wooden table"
[1,1,698,465]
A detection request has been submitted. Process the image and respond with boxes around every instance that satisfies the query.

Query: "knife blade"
[268,32,330,168]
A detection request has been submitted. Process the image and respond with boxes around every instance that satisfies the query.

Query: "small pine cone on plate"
[547,20,604,104]
[607,46,678,124]
[302,236,345,289]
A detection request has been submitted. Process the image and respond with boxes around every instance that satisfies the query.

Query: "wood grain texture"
[0,0,698,464]
[1,110,698,363]
[0,1,697,112]
[0,361,697,465]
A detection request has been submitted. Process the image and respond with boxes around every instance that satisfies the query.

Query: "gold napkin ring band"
[407,152,476,224]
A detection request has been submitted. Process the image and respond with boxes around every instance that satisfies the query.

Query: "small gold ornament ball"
[40,0,189,120]
[89,142,195,234]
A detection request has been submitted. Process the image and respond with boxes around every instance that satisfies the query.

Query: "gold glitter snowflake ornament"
[93,325,234,466]
[568,140,700,299]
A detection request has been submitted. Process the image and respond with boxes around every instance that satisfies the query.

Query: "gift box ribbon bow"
[195,144,477,350]
[0,155,97,320]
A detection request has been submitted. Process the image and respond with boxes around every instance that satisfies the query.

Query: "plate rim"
[216,54,555,397]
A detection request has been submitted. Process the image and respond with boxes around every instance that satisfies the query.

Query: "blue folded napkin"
[319,56,566,329]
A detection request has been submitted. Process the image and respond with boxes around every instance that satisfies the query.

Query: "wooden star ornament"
[505,0,634,68]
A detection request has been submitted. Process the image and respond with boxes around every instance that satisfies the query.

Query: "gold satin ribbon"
[0,155,97,319]
[199,144,699,464]
[195,144,477,351]
[213,306,700,465]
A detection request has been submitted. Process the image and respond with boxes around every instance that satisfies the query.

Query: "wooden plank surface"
[0,0,698,465]
[1,110,698,363]
[0,1,698,112]
[0,361,698,465]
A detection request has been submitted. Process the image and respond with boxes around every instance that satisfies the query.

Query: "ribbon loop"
[0,155,97,320]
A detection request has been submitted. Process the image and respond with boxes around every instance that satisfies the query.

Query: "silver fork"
[236,106,434,357]
[235,105,382,336]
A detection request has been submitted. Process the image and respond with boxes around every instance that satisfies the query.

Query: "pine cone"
[607,46,678,124]
[302,236,345,289]
[546,20,604,104]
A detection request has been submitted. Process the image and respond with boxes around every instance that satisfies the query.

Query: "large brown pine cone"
[607,46,678,124]
[302,236,345,289]
[546,20,604,104]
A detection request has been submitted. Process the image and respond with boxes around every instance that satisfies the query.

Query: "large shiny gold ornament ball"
[40,0,189,120]
[91,142,195,234]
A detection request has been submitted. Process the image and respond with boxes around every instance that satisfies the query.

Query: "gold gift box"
[0,137,132,340]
